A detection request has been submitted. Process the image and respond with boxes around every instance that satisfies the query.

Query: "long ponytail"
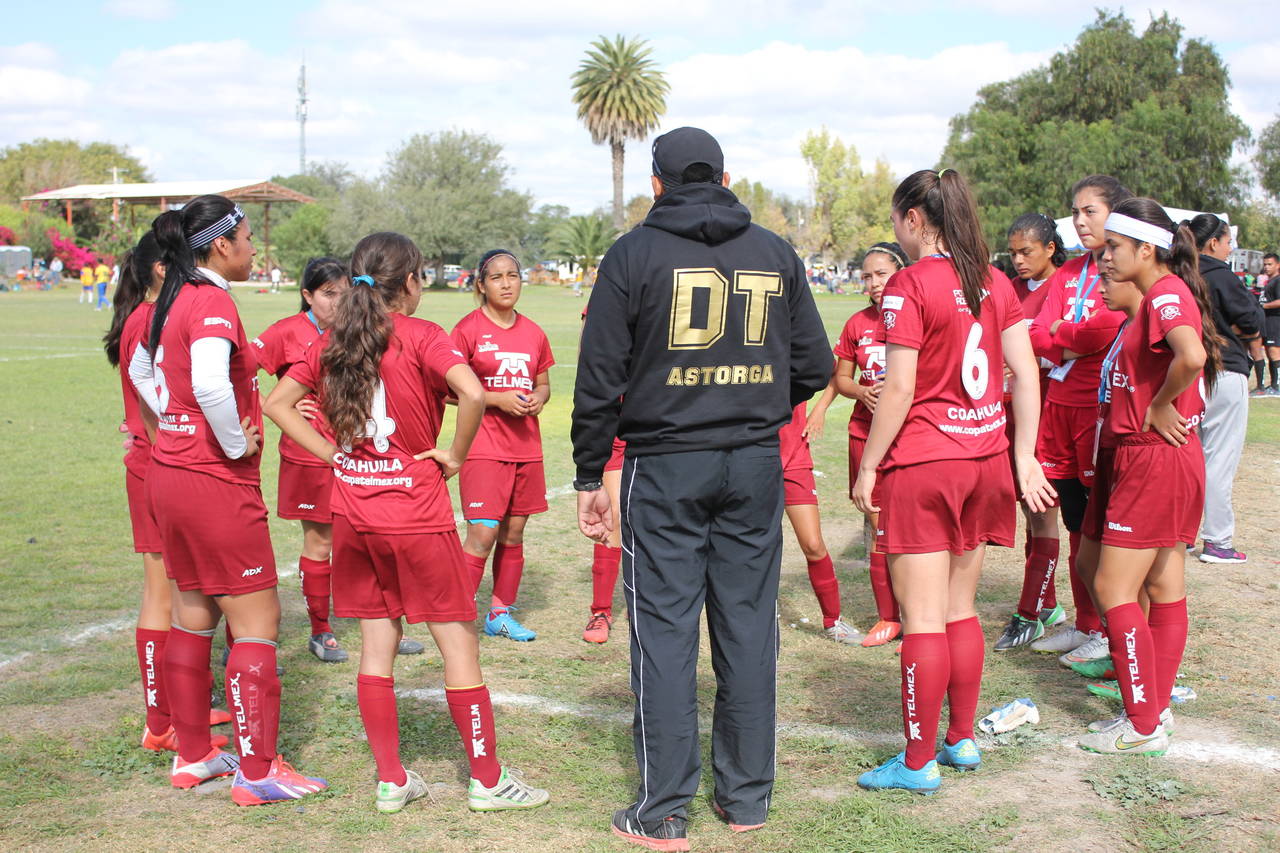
[147,194,241,353]
[321,232,424,447]
[1111,198,1224,393]
[892,168,990,316]
[103,232,161,366]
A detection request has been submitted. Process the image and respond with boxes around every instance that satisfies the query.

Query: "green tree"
[571,35,669,232]
[520,204,571,262]
[1231,199,1280,252]
[0,139,152,244]
[730,178,795,242]
[549,214,618,275]
[1256,116,1280,201]
[799,129,895,262]
[941,11,1249,247]
[329,131,531,285]
[0,204,74,261]
[623,193,652,231]
[273,204,336,277]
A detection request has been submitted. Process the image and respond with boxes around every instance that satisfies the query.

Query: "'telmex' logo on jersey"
[485,352,533,391]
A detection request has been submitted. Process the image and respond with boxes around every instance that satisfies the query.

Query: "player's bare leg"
[785,504,861,644]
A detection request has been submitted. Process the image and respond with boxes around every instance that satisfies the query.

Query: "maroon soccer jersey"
[451,309,555,462]
[120,301,155,477]
[1010,276,1054,323]
[1100,275,1206,447]
[253,311,328,468]
[150,283,262,485]
[288,313,466,534]
[778,403,813,472]
[877,257,1022,469]
[833,305,885,440]
[1028,254,1128,408]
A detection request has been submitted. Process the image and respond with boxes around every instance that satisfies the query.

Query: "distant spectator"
[94,260,111,310]
[49,256,63,283]
[80,264,94,304]
[270,265,282,293]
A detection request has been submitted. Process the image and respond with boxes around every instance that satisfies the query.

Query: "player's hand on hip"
[851,468,879,514]
[1142,403,1189,446]
[239,417,261,458]
[294,398,320,421]
[415,448,462,479]
[577,489,613,542]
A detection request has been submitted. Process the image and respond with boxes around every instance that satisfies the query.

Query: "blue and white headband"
[188,204,246,249]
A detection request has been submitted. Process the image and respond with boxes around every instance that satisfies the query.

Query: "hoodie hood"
[643,182,752,245]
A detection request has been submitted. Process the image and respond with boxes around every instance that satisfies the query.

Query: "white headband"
[1105,212,1172,249]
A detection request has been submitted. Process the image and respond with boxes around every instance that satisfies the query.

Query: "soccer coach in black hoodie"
[572,127,831,848]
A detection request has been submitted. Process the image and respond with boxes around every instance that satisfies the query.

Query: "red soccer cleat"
[861,619,902,647]
[142,725,228,753]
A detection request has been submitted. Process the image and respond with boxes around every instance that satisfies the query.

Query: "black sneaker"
[611,807,689,851]
[397,637,425,655]
[993,614,1044,651]
[308,631,349,662]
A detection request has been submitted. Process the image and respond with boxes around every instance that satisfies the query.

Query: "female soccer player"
[1026,176,1133,664]
[253,258,352,662]
[452,249,554,643]
[264,232,549,813]
[137,195,326,804]
[778,395,864,644]
[852,169,1054,793]
[994,214,1068,650]
[1076,199,1220,755]
[833,242,908,647]
[107,234,230,752]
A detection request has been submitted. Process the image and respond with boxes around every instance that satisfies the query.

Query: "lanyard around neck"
[1098,320,1131,405]
[1073,256,1101,322]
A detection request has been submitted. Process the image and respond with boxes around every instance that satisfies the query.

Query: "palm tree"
[570,35,669,232]
[549,214,618,279]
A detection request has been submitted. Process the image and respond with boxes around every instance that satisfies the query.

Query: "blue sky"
[3,1,1277,213]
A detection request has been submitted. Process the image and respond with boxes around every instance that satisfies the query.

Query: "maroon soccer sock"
[445,684,501,787]
[1017,537,1060,620]
[1103,603,1159,734]
[164,627,214,762]
[136,628,171,734]
[900,633,949,770]
[943,617,984,744]
[357,673,406,785]
[806,555,841,628]
[298,557,333,636]
[1068,531,1102,635]
[491,544,524,607]
[590,543,622,613]
[464,552,488,597]
[868,552,898,622]
[1147,598,1188,715]
[226,639,281,779]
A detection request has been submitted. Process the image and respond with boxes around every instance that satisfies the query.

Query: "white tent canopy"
[1053,207,1233,252]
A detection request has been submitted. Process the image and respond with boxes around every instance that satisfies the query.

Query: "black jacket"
[1199,255,1262,376]
[571,182,831,481]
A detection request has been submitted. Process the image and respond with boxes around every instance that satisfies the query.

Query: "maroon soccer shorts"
[877,453,1015,555]
[276,458,334,523]
[146,464,277,595]
[783,466,818,507]
[330,514,474,623]
[459,459,548,520]
[125,469,162,554]
[1036,401,1096,486]
[1082,433,1204,549]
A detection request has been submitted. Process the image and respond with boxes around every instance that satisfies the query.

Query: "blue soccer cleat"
[485,608,537,642]
[936,737,981,771]
[857,752,941,794]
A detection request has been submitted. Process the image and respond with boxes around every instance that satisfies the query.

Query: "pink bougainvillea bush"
[47,228,98,273]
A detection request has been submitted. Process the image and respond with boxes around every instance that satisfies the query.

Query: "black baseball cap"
[651,127,723,187]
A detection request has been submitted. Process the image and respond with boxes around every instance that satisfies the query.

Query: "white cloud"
[102,0,176,21]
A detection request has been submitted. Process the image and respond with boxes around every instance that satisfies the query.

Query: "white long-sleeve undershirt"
[191,336,249,459]
[127,342,160,416]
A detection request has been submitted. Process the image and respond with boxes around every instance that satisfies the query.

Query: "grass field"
[1,284,1278,852]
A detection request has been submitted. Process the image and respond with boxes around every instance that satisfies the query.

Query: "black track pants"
[619,442,783,826]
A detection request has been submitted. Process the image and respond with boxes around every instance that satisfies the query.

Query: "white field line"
[0,618,133,671]
[399,687,1280,771]
[0,351,100,363]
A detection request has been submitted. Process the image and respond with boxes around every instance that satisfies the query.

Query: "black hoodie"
[1199,254,1262,376]
[571,182,832,482]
